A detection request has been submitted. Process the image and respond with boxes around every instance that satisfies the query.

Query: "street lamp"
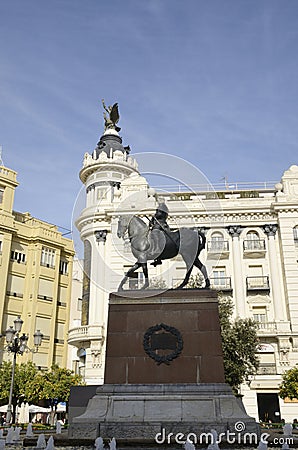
[1,316,43,424]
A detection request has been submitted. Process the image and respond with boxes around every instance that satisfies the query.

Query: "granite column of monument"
[228,226,246,317]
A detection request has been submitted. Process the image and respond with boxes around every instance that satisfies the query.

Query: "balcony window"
[41,247,55,268]
[212,268,226,286]
[0,188,4,203]
[11,250,26,263]
[59,259,68,275]
[244,231,265,251]
[252,307,267,323]
[208,232,229,252]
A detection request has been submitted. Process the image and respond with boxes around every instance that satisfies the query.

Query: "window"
[210,232,226,251]
[252,307,267,323]
[244,231,265,250]
[0,234,3,253]
[0,188,4,203]
[6,275,24,297]
[11,250,26,263]
[77,298,82,311]
[59,259,68,275]
[41,247,55,268]
[212,267,226,286]
[294,226,298,244]
[38,278,53,301]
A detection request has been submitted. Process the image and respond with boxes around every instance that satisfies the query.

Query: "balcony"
[246,276,270,292]
[209,276,232,292]
[256,321,277,335]
[68,324,104,347]
[207,241,229,259]
[257,363,277,375]
[243,239,266,258]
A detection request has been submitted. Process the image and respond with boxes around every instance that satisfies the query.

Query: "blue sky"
[0,0,298,231]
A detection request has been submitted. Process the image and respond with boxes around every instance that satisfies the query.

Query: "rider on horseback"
[150,203,172,267]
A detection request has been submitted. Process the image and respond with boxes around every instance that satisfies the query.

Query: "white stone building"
[68,126,298,423]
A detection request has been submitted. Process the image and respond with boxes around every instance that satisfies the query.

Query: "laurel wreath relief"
[143,323,184,365]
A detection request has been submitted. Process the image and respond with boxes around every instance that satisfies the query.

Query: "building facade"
[68,125,298,422]
[0,165,75,369]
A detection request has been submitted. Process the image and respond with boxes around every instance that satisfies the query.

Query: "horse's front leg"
[140,263,149,290]
[118,262,141,291]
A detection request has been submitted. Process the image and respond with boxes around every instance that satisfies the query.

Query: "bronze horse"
[117,215,210,290]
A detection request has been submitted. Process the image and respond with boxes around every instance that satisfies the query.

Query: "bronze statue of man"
[150,203,172,266]
[102,99,121,132]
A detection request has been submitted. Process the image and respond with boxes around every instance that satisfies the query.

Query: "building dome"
[94,132,130,159]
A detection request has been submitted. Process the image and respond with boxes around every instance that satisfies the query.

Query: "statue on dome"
[102,99,121,132]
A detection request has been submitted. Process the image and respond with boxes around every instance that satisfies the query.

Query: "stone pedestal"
[69,289,259,442]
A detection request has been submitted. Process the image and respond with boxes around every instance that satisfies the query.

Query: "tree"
[26,364,84,424]
[148,277,167,289]
[172,273,260,392]
[279,365,298,400]
[186,273,204,288]
[219,296,259,393]
[0,361,38,423]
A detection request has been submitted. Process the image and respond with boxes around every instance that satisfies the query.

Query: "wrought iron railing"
[207,241,229,252]
[243,240,266,251]
[209,277,232,290]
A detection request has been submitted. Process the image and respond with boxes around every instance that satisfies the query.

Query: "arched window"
[245,231,263,250]
[210,232,225,251]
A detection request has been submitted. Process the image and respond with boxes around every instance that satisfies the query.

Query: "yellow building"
[0,165,75,368]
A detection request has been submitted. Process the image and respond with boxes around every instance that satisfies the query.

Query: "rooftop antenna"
[0,145,3,166]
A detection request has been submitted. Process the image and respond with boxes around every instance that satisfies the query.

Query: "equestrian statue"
[117,203,210,291]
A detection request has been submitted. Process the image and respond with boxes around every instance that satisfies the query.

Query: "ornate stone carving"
[91,341,103,368]
[263,224,278,237]
[278,338,291,365]
[227,226,242,238]
[95,230,108,243]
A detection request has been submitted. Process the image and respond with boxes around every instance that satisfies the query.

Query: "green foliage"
[26,364,84,407]
[148,277,167,289]
[0,361,38,406]
[186,273,204,289]
[218,296,259,393]
[279,365,298,400]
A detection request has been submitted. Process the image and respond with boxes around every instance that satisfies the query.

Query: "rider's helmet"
[156,203,169,214]
[155,203,169,219]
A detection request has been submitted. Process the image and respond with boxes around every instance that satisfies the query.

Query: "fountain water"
[0,430,3,439]
[26,423,34,437]
[5,427,15,444]
[95,436,104,450]
[257,440,268,450]
[56,421,62,434]
[0,438,5,450]
[45,436,55,450]
[36,433,47,449]
[281,442,290,450]
[109,437,117,449]
[283,423,293,437]
[14,426,22,441]
[207,429,220,450]
[184,440,196,449]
